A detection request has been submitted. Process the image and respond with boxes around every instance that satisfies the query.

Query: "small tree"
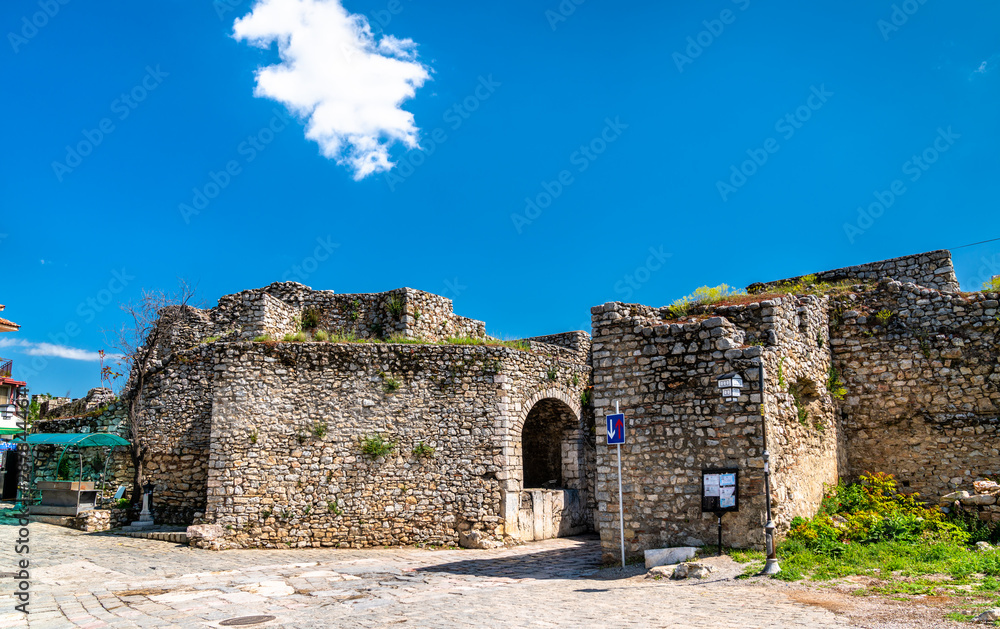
[109,281,196,507]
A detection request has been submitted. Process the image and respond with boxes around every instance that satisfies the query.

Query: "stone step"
[116,529,189,544]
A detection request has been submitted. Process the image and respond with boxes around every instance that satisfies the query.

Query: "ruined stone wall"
[524,331,592,365]
[749,250,959,294]
[40,388,114,420]
[589,296,841,560]
[161,284,487,349]
[137,345,215,524]
[832,279,1000,499]
[201,341,591,549]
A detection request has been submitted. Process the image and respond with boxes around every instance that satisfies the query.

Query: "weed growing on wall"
[411,441,435,458]
[361,434,396,458]
[387,295,405,318]
[826,367,847,400]
[875,309,893,326]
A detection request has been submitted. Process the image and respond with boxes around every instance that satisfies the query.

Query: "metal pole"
[615,400,625,568]
[758,359,781,575]
[717,514,722,557]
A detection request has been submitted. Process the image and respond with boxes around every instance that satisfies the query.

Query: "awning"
[24,433,130,447]
[0,427,24,435]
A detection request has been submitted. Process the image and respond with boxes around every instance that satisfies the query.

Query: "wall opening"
[521,398,578,489]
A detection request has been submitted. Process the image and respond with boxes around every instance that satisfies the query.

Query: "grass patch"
[445,336,531,351]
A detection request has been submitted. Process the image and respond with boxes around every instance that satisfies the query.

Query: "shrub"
[983,276,1000,292]
[785,473,968,555]
[115,498,130,509]
[314,329,329,342]
[361,434,396,458]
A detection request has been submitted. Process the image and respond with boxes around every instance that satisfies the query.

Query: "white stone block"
[644,546,697,569]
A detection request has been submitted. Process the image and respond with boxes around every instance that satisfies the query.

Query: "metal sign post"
[606,402,626,567]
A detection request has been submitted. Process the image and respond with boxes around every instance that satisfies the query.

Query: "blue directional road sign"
[606,413,625,445]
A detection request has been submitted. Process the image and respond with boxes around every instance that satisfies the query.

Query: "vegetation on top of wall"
[360,433,396,458]
[252,334,272,342]
[984,277,1000,292]
[666,284,746,318]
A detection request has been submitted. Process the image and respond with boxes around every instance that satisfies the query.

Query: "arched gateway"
[500,388,592,541]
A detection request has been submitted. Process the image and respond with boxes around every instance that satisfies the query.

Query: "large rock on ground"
[644,547,697,569]
[672,562,716,580]
[187,524,226,550]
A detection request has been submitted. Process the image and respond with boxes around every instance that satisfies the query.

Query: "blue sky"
[1,0,998,397]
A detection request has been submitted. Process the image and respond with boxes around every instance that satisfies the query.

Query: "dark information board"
[701,468,739,514]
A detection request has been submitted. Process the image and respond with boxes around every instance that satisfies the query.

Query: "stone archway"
[501,389,591,541]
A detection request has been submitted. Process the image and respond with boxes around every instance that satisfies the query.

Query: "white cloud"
[233,0,432,180]
[971,53,999,78]
[0,338,120,362]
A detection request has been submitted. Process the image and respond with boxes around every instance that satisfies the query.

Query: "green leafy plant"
[314,329,329,342]
[777,357,787,389]
[792,392,809,426]
[983,276,1000,292]
[546,366,558,381]
[348,299,361,322]
[327,500,342,515]
[381,372,401,393]
[412,441,435,458]
[875,309,893,326]
[249,430,258,444]
[816,333,824,348]
[387,295,405,318]
[571,374,580,386]
[361,433,396,458]
[261,509,272,519]
[115,497,130,509]
[826,366,847,400]
[301,308,320,330]
[413,308,422,321]
[312,421,328,438]
[57,457,72,480]
[580,386,593,406]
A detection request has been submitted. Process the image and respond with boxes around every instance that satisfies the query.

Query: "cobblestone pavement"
[0,522,857,628]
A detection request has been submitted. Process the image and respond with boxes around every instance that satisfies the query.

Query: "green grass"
[773,540,1000,583]
[444,336,531,351]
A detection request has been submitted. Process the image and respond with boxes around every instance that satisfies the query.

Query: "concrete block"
[644,546,697,569]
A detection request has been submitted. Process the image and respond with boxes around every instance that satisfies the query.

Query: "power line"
[950,236,1000,251]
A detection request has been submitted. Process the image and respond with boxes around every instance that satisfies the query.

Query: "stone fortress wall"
[590,249,999,560]
[27,249,1000,559]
